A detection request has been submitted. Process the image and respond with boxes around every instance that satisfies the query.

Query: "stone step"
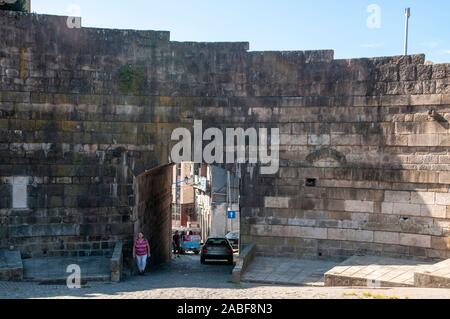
[0,250,23,281]
[414,258,450,288]
[241,256,342,287]
[22,256,111,283]
[324,255,433,288]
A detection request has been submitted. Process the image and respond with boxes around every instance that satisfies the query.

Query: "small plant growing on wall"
[117,64,146,95]
[0,0,26,12]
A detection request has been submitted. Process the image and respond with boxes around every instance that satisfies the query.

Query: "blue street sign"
[227,211,237,219]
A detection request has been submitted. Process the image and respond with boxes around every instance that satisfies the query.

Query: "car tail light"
[226,247,233,254]
[202,245,208,253]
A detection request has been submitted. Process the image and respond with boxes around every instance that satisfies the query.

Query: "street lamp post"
[404,8,411,56]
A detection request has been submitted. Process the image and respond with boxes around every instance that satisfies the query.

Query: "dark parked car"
[226,231,239,250]
[200,238,234,265]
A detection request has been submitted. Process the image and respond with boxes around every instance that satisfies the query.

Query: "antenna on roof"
[404,8,411,56]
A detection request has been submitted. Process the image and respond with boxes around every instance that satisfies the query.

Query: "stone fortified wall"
[0,11,449,261]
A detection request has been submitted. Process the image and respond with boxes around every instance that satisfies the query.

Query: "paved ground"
[1,254,450,299]
[242,257,341,286]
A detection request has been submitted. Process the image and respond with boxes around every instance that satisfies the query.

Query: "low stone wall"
[110,241,123,282]
[415,272,450,288]
[0,250,23,281]
[414,258,450,288]
[232,242,256,283]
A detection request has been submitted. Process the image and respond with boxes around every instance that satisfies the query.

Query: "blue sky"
[32,0,450,63]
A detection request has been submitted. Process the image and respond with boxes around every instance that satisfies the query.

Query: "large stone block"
[381,202,393,214]
[290,226,327,240]
[436,193,450,206]
[385,191,411,203]
[432,64,447,79]
[327,228,373,243]
[374,231,400,245]
[308,134,330,146]
[417,65,432,80]
[439,172,450,184]
[392,203,421,216]
[399,233,431,248]
[408,134,440,147]
[280,134,307,146]
[264,197,290,209]
[344,200,374,213]
[31,224,79,237]
[409,94,441,106]
[420,205,447,219]
[9,225,31,238]
[411,192,436,205]
[399,64,416,81]
[430,237,450,250]
[330,134,361,146]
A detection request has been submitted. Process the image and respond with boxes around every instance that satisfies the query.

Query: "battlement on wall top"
[1,10,444,67]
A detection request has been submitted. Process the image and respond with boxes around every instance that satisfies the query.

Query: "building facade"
[172,162,197,228]
[194,164,212,241]
[210,166,240,237]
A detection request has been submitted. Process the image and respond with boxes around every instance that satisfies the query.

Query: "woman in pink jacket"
[133,232,150,275]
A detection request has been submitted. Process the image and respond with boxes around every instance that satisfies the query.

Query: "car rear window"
[206,239,229,246]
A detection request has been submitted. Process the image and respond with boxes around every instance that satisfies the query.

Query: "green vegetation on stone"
[117,64,146,94]
[0,0,26,12]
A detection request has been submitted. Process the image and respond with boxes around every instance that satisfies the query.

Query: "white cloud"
[441,50,450,54]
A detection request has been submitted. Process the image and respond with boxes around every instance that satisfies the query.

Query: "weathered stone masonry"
[0,11,450,262]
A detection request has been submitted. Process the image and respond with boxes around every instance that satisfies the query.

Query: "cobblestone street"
[1,255,450,299]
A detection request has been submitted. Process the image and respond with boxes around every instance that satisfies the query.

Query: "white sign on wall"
[12,176,29,209]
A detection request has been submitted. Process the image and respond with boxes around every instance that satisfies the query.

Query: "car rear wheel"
[194,250,200,255]
[200,257,206,264]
